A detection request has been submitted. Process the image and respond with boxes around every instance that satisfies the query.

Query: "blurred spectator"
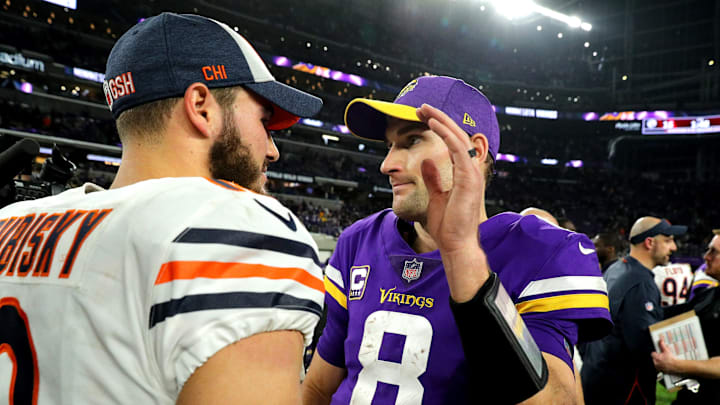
[519,206,559,225]
[689,262,719,300]
[558,216,577,232]
[592,232,624,273]
[653,230,720,404]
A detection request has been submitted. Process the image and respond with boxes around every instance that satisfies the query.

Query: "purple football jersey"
[317,209,611,404]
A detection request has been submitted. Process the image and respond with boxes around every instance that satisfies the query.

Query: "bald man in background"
[520,207,560,226]
[581,216,687,405]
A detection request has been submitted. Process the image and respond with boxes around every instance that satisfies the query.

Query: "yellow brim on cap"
[344,98,421,141]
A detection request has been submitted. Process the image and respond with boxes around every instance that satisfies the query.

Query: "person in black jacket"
[592,232,624,274]
[581,216,687,405]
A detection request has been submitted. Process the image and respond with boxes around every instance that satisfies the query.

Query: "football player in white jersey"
[653,262,693,306]
[0,13,324,404]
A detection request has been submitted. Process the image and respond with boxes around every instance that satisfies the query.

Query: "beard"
[650,247,671,266]
[392,185,429,223]
[391,162,453,224]
[596,249,608,264]
[209,108,264,193]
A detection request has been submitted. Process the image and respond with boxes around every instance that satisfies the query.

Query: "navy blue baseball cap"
[103,13,322,129]
[629,219,687,244]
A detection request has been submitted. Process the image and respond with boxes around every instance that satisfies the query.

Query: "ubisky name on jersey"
[0,178,324,404]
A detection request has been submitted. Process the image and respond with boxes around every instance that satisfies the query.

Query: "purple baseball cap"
[344,76,500,160]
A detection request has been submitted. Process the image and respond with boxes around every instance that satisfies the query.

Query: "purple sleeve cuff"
[314,295,348,368]
[523,315,578,372]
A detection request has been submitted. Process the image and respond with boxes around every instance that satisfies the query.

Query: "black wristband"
[450,272,549,404]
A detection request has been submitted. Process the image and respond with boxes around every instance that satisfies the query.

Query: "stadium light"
[485,1,593,32]
[565,160,584,168]
[491,0,536,20]
[568,16,581,28]
[497,153,519,163]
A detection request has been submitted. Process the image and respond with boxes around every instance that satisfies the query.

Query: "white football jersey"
[652,263,693,307]
[0,177,324,404]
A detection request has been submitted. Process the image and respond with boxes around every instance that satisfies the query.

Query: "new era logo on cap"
[463,113,476,127]
[104,12,322,129]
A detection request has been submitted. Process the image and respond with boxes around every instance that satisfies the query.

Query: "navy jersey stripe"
[173,228,321,267]
[209,178,239,190]
[149,291,322,328]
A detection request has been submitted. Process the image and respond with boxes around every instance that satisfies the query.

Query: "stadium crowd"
[3,91,717,258]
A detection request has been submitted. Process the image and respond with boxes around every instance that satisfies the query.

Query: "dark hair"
[484,154,495,187]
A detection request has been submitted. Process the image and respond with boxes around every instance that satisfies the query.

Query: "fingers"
[421,159,444,197]
[417,104,476,172]
[417,104,467,143]
[659,338,670,353]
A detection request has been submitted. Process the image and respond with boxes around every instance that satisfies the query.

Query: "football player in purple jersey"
[302,76,612,405]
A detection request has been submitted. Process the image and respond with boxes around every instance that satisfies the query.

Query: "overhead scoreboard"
[643,115,720,135]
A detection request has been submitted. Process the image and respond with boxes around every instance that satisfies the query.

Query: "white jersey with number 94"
[653,263,693,307]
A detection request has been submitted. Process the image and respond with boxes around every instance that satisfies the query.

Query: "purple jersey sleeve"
[485,214,612,371]
[522,316,579,370]
[524,233,611,369]
[315,227,352,368]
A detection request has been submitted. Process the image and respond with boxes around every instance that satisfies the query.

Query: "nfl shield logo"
[402,258,423,282]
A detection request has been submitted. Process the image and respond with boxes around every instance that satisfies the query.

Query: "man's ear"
[183,83,220,139]
[469,133,490,162]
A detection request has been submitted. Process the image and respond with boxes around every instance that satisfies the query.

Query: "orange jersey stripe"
[203,177,248,192]
[154,261,324,293]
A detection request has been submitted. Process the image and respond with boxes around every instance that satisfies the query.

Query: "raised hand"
[415,103,491,302]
